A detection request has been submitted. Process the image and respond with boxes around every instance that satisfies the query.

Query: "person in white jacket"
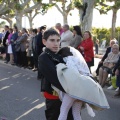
[60,24,73,48]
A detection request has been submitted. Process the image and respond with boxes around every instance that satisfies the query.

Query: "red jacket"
[78,38,94,62]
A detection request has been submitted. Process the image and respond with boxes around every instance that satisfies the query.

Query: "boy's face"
[43,35,60,53]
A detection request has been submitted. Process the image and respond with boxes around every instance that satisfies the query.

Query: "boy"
[38,29,73,120]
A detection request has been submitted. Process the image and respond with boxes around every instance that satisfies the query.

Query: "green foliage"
[73,0,83,9]
[0,21,6,27]
[14,3,23,10]
[40,3,54,14]
[92,27,120,46]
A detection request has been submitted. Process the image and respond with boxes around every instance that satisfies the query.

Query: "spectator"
[60,24,73,48]
[113,56,120,97]
[70,25,83,49]
[2,25,10,63]
[78,31,94,72]
[18,28,28,68]
[37,26,46,55]
[95,39,99,55]
[26,28,34,69]
[99,44,120,87]
[55,23,64,35]
[32,29,38,71]
[96,39,118,76]
[15,31,22,66]
[11,26,18,64]
[7,28,14,64]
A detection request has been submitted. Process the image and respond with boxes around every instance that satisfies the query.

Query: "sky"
[24,6,120,29]
[1,6,120,29]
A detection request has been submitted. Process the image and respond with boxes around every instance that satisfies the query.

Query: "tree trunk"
[28,18,33,28]
[15,11,23,30]
[111,8,117,39]
[63,12,68,24]
[80,0,95,32]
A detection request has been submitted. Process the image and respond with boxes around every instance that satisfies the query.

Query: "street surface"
[0,58,120,120]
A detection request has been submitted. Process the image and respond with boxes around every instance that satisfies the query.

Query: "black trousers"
[16,51,21,65]
[33,50,38,68]
[45,99,73,120]
[27,56,34,68]
[20,51,27,67]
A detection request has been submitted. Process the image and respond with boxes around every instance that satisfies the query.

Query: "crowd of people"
[0,23,120,120]
[0,25,46,72]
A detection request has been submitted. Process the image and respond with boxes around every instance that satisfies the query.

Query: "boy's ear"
[42,39,46,46]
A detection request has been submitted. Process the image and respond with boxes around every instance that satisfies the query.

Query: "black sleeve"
[36,34,45,55]
[101,47,110,61]
[38,54,65,92]
[3,32,9,47]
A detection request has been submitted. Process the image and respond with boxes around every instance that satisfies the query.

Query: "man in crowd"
[2,25,10,63]
[60,24,73,48]
[55,23,64,35]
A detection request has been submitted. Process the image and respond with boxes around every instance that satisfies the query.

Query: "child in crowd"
[99,44,120,87]
[55,46,109,120]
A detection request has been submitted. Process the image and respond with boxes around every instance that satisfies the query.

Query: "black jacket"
[3,31,10,47]
[113,56,120,73]
[38,50,65,94]
[101,47,111,62]
[36,32,45,55]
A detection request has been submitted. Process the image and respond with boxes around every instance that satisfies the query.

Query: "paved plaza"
[0,58,120,120]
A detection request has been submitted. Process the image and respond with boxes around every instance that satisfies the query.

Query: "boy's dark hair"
[58,47,73,57]
[32,29,37,34]
[43,29,60,40]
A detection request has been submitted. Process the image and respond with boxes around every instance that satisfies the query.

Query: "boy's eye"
[50,39,54,42]
[57,39,60,42]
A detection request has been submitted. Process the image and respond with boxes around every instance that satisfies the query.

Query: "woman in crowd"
[19,28,28,68]
[11,26,18,64]
[26,28,34,69]
[99,44,120,88]
[15,31,22,66]
[7,28,13,64]
[70,25,83,49]
[78,31,94,72]
[96,39,117,76]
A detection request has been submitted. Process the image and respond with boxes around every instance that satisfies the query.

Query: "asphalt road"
[0,59,120,120]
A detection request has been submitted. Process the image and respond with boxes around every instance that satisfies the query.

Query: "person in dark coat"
[11,26,18,64]
[36,26,46,55]
[38,29,73,120]
[113,56,120,97]
[2,25,10,63]
[31,29,38,71]
[96,39,117,76]
[95,39,99,55]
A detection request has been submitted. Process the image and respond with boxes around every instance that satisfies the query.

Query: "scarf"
[45,48,65,64]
